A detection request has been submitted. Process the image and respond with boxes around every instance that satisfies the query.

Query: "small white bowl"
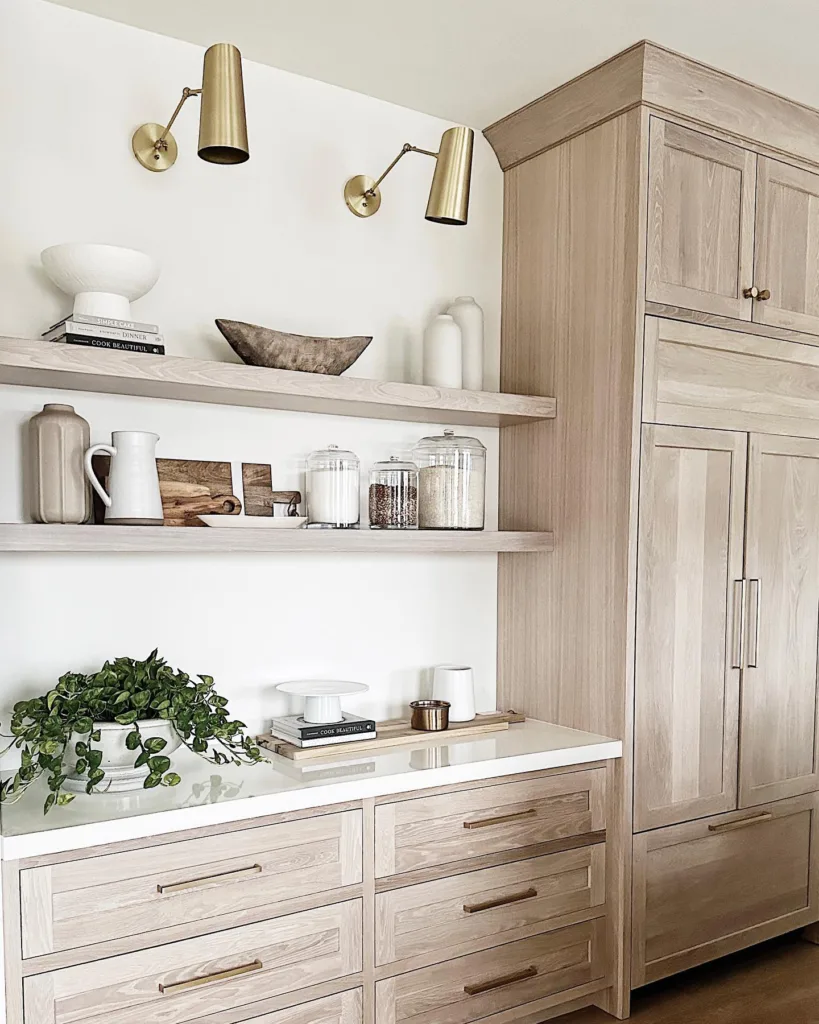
[198,515,308,529]
[41,243,159,321]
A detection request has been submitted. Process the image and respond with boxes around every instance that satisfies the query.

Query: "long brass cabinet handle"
[708,812,773,834]
[463,808,537,830]
[731,579,746,669]
[463,887,538,914]
[464,965,538,996]
[157,863,262,894]
[158,959,263,994]
[747,579,761,667]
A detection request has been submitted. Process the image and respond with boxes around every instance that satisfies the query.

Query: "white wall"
[0,0,503,751]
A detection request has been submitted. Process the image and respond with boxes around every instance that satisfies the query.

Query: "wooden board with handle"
[258,712,525,761]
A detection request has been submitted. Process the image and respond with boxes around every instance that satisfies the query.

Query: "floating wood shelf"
[0,338,555,427]
[0,524,555,554]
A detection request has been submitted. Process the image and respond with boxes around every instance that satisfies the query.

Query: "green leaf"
[56,793,75,806]
[74,758,87,775]
[148,755,171,774]
[90,729,101,742]
[134,750,150,768]
[125,729,141,751]
[143,773,162,789]
[161,772,181,787]
[145,737,167,754]
[88,768,105,784]
[74,741,88,758]
[87,749,103,770]
[114,711,138,726]
[132,691,151,709]
[114,691,131,704]
[74,717,93,735]
[46,691,60,710]
[43,793,56,814]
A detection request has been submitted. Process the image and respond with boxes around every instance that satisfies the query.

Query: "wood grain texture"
[739,434,819,807]
[375,847,605,967]
[631,794,818,987]
[633,425,746,831]
[374,919,606,1024]
[229,989,362,1024]
[753,157,819,336]
[2,860,24,1024]
[645,118,755,318]
[645,300,819,347]
[23,899,362,1024]
[241,464,301,518]
[483,42,645,169]
[374,771,605,878]
[496,109,643,1019]
[20,809,362,958]
[643,315,819,437]
[0,523,554,554]
[0,337,555,427]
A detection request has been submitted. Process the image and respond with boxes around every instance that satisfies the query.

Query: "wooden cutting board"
[258,711,525,761]
[92,457,241,526]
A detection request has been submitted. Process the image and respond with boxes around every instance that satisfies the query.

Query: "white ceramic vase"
[63,719,182,793]
[423,314,462,388]
[41,243,159,321]
[432,664,476,722]
[446,296,484,391]
[84,430,164,525]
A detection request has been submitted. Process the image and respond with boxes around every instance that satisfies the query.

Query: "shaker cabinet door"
[753,157,819,336]
[739,433,819,807]
[634,424,747,831]
[646,118,756,319]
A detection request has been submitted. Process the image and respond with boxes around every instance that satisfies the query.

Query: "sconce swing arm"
[364,142,438,196]
[152,87,203,155]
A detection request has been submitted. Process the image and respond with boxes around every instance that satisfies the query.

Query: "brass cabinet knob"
[743,286,771,300]
[757,288,771,300]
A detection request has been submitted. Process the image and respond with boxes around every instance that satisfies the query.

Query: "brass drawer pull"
[464,964,538,996]
[463,808,537,830]
[463,887,538,914]
[158,958,263,994]
[157,863,262,894]
[708,812,773,834]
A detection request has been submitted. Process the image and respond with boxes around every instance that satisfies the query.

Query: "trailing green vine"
[1,650,264,813]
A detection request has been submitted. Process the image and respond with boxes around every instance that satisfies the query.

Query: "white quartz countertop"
[0,720,621,860]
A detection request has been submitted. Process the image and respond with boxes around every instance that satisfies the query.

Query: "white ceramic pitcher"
[84,431,164,525]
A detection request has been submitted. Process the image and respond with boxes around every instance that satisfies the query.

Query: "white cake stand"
[276,680,369,724]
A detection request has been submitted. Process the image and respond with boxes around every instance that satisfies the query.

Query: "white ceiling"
[45,0,819,127]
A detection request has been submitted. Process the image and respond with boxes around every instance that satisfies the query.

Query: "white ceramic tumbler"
[432,665,476,722]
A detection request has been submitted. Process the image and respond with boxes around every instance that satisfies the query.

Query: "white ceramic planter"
[41,243,159,321]
[63,719,182,793]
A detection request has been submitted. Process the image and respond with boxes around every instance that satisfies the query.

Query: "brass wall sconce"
[344,126,475,225]
[132,43,249,172]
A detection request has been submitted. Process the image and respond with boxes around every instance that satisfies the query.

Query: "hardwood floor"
[563,934,819,1022]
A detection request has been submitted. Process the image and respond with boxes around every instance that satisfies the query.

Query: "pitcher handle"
[84,444,116,508]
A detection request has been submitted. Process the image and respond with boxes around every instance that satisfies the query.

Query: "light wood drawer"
[375,845,605,966]
[20,809,362,957]
[375,920,606,1024]
[239,989,362,1024]
[375,769,605,877]
[23,898,362,1024]
[643,315,819,437]
[632,794,819,986]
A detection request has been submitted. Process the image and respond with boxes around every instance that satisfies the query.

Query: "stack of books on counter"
[42,313,165,355]
[268,712,376,748]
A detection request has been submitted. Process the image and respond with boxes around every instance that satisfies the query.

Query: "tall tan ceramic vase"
[29,404,92,524]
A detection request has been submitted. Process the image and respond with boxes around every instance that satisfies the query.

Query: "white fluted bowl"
[41,243,159,321]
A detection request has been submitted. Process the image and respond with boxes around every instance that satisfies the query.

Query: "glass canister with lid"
[306,444,360,528]
[369,456,418,529]
[413,429,486,530]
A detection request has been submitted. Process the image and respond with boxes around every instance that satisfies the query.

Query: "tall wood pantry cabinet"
[485,41,819,1018]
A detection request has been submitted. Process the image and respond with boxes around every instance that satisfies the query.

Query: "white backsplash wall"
[0,0,504,756]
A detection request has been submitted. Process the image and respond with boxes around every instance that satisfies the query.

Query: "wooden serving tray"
[258,711,525,761]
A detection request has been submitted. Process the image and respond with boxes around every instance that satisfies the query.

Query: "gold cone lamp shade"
[426,127,474,225]
[198,43,249,165]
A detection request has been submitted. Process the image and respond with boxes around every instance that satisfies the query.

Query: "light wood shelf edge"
[0,524,555,554]
[0,338,556,427]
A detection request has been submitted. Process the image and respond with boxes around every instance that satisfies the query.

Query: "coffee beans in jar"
[368,457,418,529]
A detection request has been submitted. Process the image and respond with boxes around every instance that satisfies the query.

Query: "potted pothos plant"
[1,650,264,814]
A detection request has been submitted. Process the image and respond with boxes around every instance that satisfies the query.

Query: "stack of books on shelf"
[42,313,165,355]
[268,712,376,748]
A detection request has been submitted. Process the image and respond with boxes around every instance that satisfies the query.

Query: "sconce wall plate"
[132,123,179,173]
[344,175,381,218]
